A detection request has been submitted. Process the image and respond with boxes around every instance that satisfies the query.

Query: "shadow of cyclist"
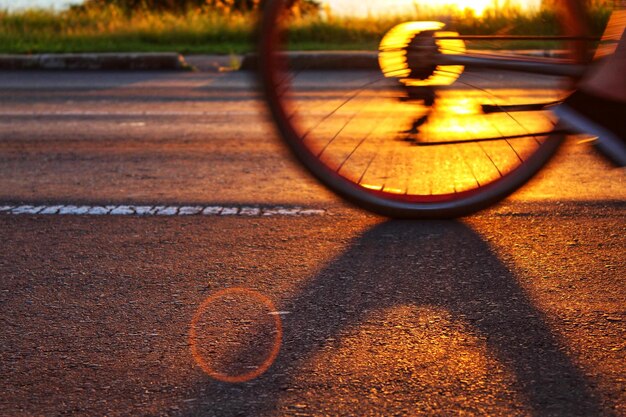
[187,220,607,417]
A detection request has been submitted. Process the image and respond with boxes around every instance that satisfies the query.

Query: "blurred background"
[0,0,614,54]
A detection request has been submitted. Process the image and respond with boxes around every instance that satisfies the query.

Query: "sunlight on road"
[324,0,541,17]
[297,305,527,414]
[292,81,560,198]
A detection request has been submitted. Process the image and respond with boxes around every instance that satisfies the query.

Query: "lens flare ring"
[189,287,283,383]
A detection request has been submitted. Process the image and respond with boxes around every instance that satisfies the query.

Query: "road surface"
[0,70,624,416]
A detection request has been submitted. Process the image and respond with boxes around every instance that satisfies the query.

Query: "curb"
[240,51,378,71]
[0,53,189,71]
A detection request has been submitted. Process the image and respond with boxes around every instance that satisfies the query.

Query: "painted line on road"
[0,204,326,217]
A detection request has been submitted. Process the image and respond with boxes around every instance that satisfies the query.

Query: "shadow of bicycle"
[187,220,607,417]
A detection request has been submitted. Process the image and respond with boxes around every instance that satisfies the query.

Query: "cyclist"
[556,8,626,167]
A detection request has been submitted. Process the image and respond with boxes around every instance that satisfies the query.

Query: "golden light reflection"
[440,98,482,116]
[325,0,541,18]
[300,87,557,197]
[378,21,465,87]
[433,0,494,16]
[294,306,527,412]
[361,183,384,191]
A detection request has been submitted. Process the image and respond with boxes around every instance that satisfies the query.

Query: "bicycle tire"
[258,0,592,218]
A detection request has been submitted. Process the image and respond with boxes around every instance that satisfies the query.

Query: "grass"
[0,6,255,54]
[0,4,612,54]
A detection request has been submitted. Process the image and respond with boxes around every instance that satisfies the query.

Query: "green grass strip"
[0,5,611,54]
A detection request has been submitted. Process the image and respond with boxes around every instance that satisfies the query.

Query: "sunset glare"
[325,0,541,17]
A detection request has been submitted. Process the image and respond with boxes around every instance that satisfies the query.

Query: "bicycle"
[258,0,621,218]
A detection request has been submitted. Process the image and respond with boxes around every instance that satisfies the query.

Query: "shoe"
[554,90,626,167]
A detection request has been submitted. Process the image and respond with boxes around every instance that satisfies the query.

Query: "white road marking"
[87,206,113,215]
[110,206,134,215]
[60,205,92,215]
[202,206,222,215]
[178,206,204,215]
[240,207,261,216]
[220,207,239,216]
[157,206,179,216]
[133,206,159,216]
[2,204,326,217]
[39,205,65,214]
[11,205,45,214]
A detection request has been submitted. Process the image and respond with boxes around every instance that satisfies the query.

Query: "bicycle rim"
[259,0,592,218]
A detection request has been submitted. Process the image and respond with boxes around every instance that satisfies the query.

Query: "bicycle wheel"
[259,0,594,218]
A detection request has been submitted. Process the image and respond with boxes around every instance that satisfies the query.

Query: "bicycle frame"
[439,2,624,77]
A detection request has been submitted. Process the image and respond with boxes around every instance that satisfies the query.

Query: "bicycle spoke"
[296,74,389,140]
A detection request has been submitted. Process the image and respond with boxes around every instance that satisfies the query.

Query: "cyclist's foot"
[555,90,626,167]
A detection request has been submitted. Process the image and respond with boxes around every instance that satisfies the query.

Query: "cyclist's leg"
[555,30,626,166]
[580,14,626,102]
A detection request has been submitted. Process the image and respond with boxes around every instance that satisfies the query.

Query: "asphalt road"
[0,70,625,416]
